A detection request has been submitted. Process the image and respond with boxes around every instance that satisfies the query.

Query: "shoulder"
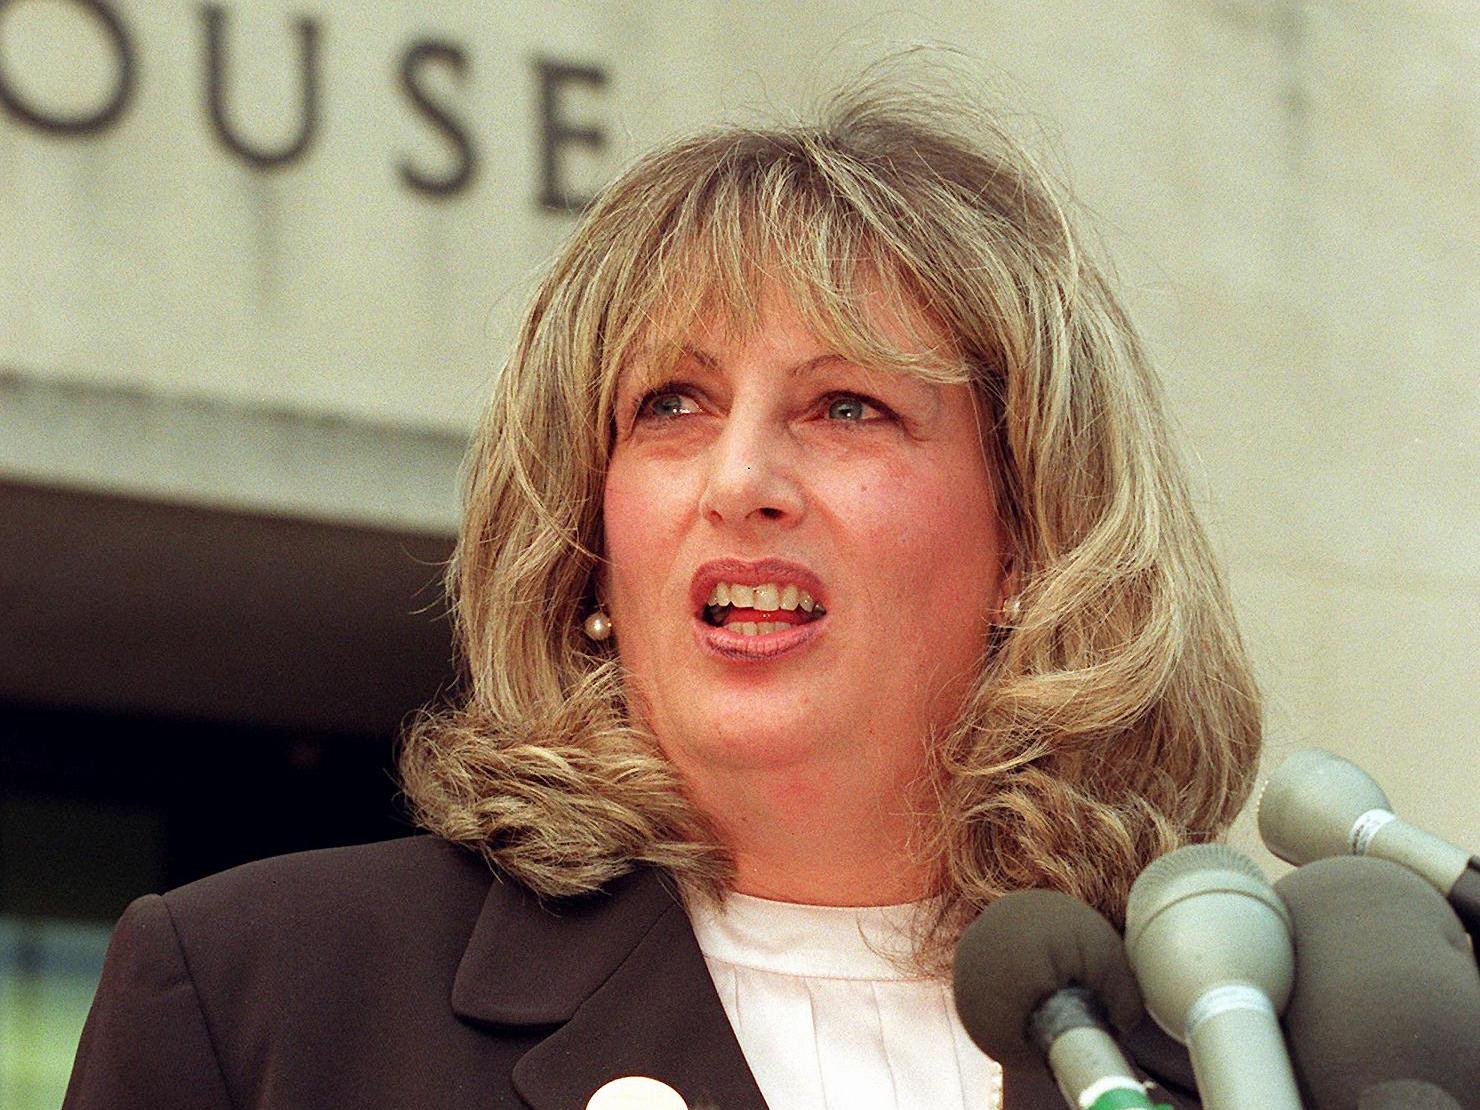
[163,834,493,933]
[152,835,501,1001]
[68,837,519,1109]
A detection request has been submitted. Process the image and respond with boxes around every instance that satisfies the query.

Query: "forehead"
[613,281,964,397]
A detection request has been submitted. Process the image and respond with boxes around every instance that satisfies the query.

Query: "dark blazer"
[63,835,1198,1108]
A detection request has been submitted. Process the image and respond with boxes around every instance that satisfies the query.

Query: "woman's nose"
[697,416,804,530]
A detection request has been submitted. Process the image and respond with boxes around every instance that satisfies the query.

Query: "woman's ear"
[996,552,1021,621]
[594,555,612,614]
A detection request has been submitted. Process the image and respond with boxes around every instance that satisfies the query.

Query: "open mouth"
[699,580,827,635]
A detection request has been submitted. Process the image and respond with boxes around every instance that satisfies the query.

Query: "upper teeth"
[707,581,818,613]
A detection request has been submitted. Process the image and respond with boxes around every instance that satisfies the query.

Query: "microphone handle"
[1449,859,1480,942]
[1033,988,1164,1109]
[1046,1026,1161,1110]
[1364,815,1468,894]
[1184,989,1301,1110]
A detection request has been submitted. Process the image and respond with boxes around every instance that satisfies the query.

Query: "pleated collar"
[688,892,932,980]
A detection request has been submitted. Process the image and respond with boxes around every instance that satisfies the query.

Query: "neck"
[684,757,938,906]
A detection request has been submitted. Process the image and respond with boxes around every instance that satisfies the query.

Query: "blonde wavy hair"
[400,80,1261,969]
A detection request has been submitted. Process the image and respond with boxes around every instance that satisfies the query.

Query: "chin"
[667,704,835,772]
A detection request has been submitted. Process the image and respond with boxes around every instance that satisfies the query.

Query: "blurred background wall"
[1,1,1475,1104]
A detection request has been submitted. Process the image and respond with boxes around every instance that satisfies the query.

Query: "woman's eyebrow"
[788,353,852,378]
[634,345,941,410]
[678,345,718,370]
[617,345,719,392]
[681,345,849,379]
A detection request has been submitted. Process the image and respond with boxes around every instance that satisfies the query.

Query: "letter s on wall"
[397,40,475,198]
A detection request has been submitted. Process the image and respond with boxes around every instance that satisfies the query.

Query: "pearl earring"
[1003,595,1022,624]
[583,610,613,641]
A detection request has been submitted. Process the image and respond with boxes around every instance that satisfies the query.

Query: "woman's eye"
[824,394,882,422]
[638,390,698,419]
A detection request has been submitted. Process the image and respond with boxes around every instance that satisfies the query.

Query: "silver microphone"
[1124,844,1301,1110]
[1257,748,1480,937]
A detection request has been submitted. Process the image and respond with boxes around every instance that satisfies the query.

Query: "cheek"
[601,459,686,618]
[855,465,1001,624]
[601,469,645,611]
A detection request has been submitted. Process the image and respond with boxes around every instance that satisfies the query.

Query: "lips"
[679,557,831,663]
[693,612,825,661]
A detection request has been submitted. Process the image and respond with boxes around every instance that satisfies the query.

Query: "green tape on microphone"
[1081,1083,1173,1110]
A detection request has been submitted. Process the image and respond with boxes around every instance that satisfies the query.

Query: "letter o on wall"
[0,0,135,134]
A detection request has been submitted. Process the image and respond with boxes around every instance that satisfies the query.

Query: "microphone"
[953,889,1167,1109]
[1274,855,1480,1109]
[1124,843,1302,1110]
[1258,748,1480,937]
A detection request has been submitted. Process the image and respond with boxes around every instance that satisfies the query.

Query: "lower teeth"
[729,621,787,636]
[716,621,799,639]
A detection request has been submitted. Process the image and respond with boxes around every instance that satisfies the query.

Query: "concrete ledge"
[0,369,468,534]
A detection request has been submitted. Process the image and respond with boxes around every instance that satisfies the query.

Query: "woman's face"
[602,289,1011,809]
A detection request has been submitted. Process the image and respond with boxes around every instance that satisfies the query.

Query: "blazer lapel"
[512,898,767,1110]
[451,866,767,1110]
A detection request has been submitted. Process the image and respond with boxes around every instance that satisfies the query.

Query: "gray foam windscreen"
[1275,856,1480,1108]
[952,889,1142,1067]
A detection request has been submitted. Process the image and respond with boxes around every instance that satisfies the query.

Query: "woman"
[65,83,1259,1110]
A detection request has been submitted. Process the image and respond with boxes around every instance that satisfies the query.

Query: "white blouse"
[687,893,1003,1110]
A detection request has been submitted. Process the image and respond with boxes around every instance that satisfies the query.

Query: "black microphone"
[1274,855,1480,1109]
[1356,1080,1463,1109]
[1258,748,1480,938]
[1124,843,1302,1110]
[953,889,1167,1109]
